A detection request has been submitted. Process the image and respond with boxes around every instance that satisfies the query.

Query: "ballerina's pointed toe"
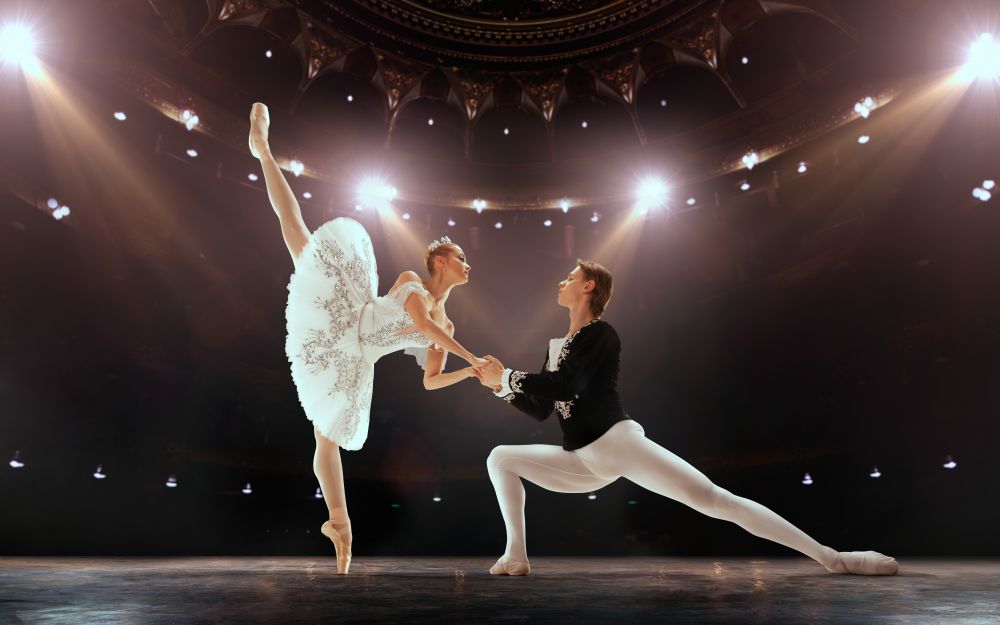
[320,520,352,575]
[248,102,271,159]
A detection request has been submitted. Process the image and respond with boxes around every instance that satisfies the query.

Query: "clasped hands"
[469,355,505,390]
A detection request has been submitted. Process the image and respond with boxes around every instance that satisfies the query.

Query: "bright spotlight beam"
[0,23,41,76]
[634,177,669,214]
[957,33,1000,83]
[357,177,397,213]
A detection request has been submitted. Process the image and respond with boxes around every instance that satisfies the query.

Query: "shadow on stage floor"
[1,557,997,624]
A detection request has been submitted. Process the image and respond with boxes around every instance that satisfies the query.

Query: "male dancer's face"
[556,266,592,308]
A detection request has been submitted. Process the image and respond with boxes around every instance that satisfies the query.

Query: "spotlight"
[802,472,814,485]
[869,466,882,479]
[590,212,600,223]
[402,212,411,220]
[247,173,258,182]
[739,181,751,191]
[302,191,312,200]
[53,205,71,220]
[265,49,272,58]
[447,218,456,227]
[427,117,434,126]
[186,148,198,158]
[180,109,200,131]
[0,24,39,74]
[9,450,24,469]
[686,197,697,206]
[472,198,487,213]
[289,159,305,177]
[543,219,552,227]
[943,455,957,469]
[983,179,996,190]
[494,221,502,229]
[857,135,870,144]
[93,465,107,479]
[314,487,324,499]
[357,182,386,209]
[635,177,669,213]
[581,120,588,129]
[242,482,253,495]
[973,187,992,202]
[741,151,760,170]
[346,94,354,102]
[587,493,597,500]
[46,197,58,209]
[660,99,667,108]
[961,33,1000,81]
[113,112,127,122]
[741,56,750,65]
[503,127,510,136]
[559,198,571,213]
[355,204,363,211]
[854,96,876,118]
[797,162,809,174]
[166,474,178,488]
[432,496,442,502]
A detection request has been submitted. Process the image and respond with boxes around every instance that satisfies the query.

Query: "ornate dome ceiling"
[96,0,912,206]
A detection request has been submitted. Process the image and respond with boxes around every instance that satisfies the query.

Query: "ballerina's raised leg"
[249,102,352,574]
[487,421,897,576]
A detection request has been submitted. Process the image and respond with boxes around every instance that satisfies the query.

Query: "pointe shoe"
[248,102,270,159]
[827,550,899,576]
[320,520,352,575]
[489,556,530,576]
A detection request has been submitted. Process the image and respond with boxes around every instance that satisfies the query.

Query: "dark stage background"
[1,0,999,557]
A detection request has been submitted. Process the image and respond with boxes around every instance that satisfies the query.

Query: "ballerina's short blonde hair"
[424,237,461,274]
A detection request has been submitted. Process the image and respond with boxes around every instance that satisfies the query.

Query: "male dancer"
[478,260,898,577]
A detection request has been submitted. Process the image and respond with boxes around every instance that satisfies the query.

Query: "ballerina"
[249,102,486,574]
[478,260,898,577]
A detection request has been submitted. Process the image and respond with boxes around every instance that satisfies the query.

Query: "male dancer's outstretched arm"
[486,352,555,421]
[484,322,616,402]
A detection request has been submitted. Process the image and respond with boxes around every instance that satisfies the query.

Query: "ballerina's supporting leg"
[600,426,898,575]
[486,444,615,575]
[313,428,353,574]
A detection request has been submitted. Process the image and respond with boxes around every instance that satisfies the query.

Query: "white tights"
[486,420,837,568]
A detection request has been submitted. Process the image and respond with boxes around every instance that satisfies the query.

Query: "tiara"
[426,235,452,253]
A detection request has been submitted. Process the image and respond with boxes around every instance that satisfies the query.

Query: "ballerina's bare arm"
[402,288,483,368]
[422,321,480,390]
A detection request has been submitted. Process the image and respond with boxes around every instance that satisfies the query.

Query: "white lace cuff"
[493,368,514,397]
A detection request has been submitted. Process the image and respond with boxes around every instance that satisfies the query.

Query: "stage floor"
[1,557,997,624]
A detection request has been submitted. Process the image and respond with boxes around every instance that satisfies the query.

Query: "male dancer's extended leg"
[314,428,352,574]
[486,444,614,574]
[599,423,897,575]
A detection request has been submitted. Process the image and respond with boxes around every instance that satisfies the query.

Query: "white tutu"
[285,218,432,450]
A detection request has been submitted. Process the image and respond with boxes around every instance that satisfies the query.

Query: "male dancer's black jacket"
[495,319,630,450]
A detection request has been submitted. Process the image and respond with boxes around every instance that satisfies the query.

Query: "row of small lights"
[6,449,962,492]
[59,95,1000,230]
